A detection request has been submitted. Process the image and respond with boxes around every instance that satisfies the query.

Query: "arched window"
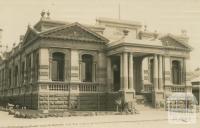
[81,54,93,82]
[52,52,65,81]
[172,60,181,85]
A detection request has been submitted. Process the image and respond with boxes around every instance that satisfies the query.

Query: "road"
[0,110,199,128]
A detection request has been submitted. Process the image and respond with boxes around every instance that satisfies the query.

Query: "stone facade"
[0,14,192,110]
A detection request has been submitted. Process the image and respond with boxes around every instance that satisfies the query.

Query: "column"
[107,57,112,92]
[158,55,163,91]
[123,52,128,90]
[97,52,107,83]
[128,53,134,90]
[120,54,123,90]
[153,54,158,91]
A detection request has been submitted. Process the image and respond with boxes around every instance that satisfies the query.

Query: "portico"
[107,53,164,106]
[106,33,191,107]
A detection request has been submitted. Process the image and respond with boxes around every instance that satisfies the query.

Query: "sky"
[0,0,200,70]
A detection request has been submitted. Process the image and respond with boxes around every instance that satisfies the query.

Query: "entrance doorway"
[111,56,120,91]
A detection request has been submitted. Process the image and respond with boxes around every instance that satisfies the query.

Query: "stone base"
[119,90,135,102]
[152,90,165,108]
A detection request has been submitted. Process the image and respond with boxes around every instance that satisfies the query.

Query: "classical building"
[0,12,193,110]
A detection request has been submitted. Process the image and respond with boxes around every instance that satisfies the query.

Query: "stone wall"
[38,92,108,111]
[78,93,107,111]
[0,91,122,111]
[38,93,69,110]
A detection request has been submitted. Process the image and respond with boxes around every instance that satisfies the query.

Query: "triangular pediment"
[160,35,192,50]
[22,26,39,45]
[40,23,108,43]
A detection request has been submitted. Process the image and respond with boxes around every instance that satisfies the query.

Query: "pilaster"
[38,48,50,82]
[164,56,172,89]
[70,49,80,82]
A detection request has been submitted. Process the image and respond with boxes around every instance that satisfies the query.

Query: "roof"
[96,17,142,27]
[160,33,193,50]
[108,35,163,47]
[39,22,109,43]
[34,18,105,32]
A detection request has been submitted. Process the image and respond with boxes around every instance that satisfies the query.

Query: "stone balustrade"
[79,82,104,92]
[37,81,104,93]
[171,85,186,92]
[143,84,153,93]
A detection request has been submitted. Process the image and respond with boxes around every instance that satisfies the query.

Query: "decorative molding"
[71,73,79,77]
[164,71,171,75]
[71,66,79,70]
[144,70,149,74]
[144,76,149,80]
[165,77,171,81]
[40,23,108,43]
[39,65,49,69]
[79,50,98,62]
[39,71,48,76]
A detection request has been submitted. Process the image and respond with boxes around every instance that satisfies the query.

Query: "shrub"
[14,111,20,118]
[8,109,15,115]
